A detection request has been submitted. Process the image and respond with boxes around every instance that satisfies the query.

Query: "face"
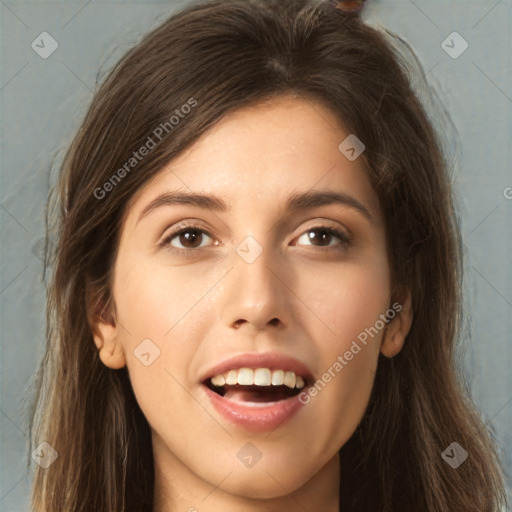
[92,94,411,505]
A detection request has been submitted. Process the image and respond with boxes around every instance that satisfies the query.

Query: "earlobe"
[96,335,126,369]
[87,283,127,370]
[380,291,413,358]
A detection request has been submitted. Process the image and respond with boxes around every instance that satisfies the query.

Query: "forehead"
[124,94,381,225]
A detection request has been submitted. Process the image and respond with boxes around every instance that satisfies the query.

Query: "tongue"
[223,385,295,403]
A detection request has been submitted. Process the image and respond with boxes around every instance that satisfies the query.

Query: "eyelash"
[160,223,352,256]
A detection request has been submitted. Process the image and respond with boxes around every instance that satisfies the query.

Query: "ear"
[86,280,126,370]
[380,290,413,358]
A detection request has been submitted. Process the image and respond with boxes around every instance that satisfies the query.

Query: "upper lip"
[200,352,314,383]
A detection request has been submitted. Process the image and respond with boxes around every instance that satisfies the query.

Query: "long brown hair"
[28,0,508,510]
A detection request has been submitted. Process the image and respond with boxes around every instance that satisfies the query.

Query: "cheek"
[111,257,213,413]
[295,256,389,442]
[113,252,223,341]
[297,254,390,345]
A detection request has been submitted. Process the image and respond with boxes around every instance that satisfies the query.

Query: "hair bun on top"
[332,0,367,13]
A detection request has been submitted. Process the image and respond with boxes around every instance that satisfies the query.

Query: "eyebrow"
[137,189,373,224]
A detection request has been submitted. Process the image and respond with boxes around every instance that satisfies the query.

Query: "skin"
[91,94,413,512]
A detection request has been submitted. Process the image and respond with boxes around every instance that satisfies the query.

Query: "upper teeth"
[210,368,306,389]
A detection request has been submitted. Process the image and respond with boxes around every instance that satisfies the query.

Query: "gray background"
[1,0,511,510]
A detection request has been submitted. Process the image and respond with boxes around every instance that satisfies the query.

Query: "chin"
[220,470,308,500]
[206,454,319,501]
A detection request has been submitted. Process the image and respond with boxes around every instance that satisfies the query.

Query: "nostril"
[233,319,246,329]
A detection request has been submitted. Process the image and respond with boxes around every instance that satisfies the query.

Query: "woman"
[28,0,507,510]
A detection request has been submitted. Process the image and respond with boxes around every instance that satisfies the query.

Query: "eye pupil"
[180,230,202,248]
[309,229,332,246]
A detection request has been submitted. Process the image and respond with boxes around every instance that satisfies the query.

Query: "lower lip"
[203,385,306,432]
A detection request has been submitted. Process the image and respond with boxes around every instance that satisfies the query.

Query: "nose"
[221,243,291,333]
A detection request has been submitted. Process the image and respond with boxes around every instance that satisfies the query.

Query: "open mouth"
[202,362,313,431]
[203,368,309,404]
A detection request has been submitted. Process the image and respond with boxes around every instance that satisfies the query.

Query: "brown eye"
[306,228,335,246]
[176,229,204,248]
[296,226,351,249]
[162,226,214,253]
